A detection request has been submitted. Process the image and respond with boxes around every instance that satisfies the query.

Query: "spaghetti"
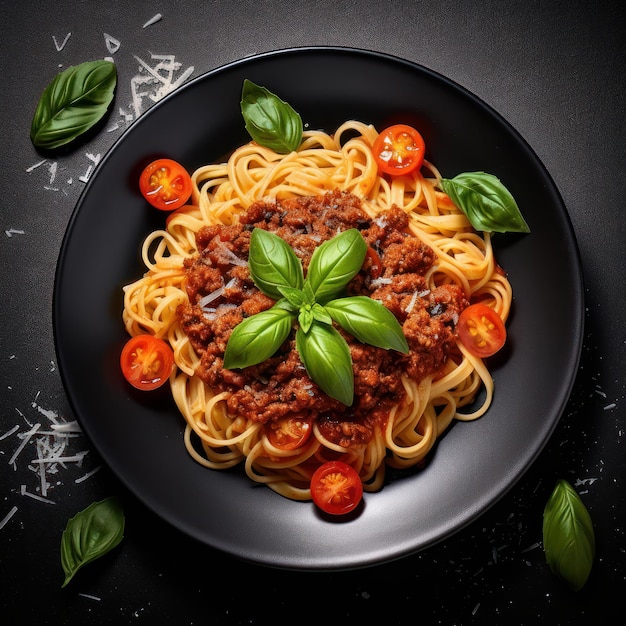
[122,120,512,501]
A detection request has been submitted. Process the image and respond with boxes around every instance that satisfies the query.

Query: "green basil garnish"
[249,228,304,299]
[31,60,117,151]
[440,171,530,233]
[307,229,368,303]
[325,296,409,353]
[60,497,125,587]
[296,322,354,406]
[223,227,409,405]
[223,305,294,369]
[240,79,303,153]
[542,479,595,591]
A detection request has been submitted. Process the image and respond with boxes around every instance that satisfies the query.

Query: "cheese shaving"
[142,13,162,28]
[0,506,18,530]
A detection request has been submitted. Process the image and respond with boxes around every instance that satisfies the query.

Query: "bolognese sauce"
[177,190,468,449]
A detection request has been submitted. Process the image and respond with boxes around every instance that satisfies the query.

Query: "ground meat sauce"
[177,190,468,449]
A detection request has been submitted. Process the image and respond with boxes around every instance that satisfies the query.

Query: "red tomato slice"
[310,460,363,515]
[120,335,175,391]
[457,303,507,358]
[372,124,426,176]
[363,246,382,279]
[139,158,192,211]
[266,415,313,450]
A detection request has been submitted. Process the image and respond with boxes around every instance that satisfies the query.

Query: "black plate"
[53,47,584,570]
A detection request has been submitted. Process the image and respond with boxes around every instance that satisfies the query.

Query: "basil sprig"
[542,479,595,591]
[440,171,530,233]
[223,228,409,405]
[240,79,303,153]
[60,497,125,587]
[31,60,117,151]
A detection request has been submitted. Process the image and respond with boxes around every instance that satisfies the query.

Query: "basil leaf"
[296,322,354,406]
[302,280,316,303]
[223,305,294,369]
[248,228,304,299]
[311,303,333,325]
[325,296,409,353]
[60,497,124,587]
[279,285,307,308]
[240,79,303,153]
[31,60,117,151]
[273,297,298,313]
[298,308,314,333]
[440,172,530,233]
[542,479,595,591]
[307,229,367,303]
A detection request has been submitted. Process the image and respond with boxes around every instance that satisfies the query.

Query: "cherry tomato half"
[363,246,382,279]
[266,415,313,450]
[310,460,363,515]
[372,124,426,176]
[457,303,507,358]
[139,158,192,211]
[120,335,175,391]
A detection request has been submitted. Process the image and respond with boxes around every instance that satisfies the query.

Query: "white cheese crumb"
[51,420,82,434]
[0,425,19,441]
[404,290,418,314]
[79,166,93,183]
[143,13,163,28]
[30,451,89,466]
[0,506,18,530]
[78,153,102,183]
[575,477,598,486]
[52,33,71,52]
[20,487,55,505]
[47,160,58,185]
[104,33,121,54]
[8,423,41,467]
[131,54,194,118]
[25,159,47,172]
[32,401,58,421]
[78,593,102,601]
[1,398,98,503]
[75,465,102,483]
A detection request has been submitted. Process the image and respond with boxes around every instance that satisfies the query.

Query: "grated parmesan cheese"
[2,397,98,505]
[142,13,163,28]
[405,290,419,314]
[0,425,19,441]
[20,486,55,505]
[52,32,71,52]
[8,423,41,467]
[75,465,102,484]
[131,54,194,118]
[0,506,18,530]
[104,33,121,54]
[78,593,102,602]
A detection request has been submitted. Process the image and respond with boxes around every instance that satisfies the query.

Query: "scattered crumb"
[52,33,71,52]
[78,593,102,602]
[143,13,163,28]
[0,506,18,530]
[104,33,121,55]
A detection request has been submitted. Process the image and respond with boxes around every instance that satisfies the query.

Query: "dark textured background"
[1,1,624,623]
